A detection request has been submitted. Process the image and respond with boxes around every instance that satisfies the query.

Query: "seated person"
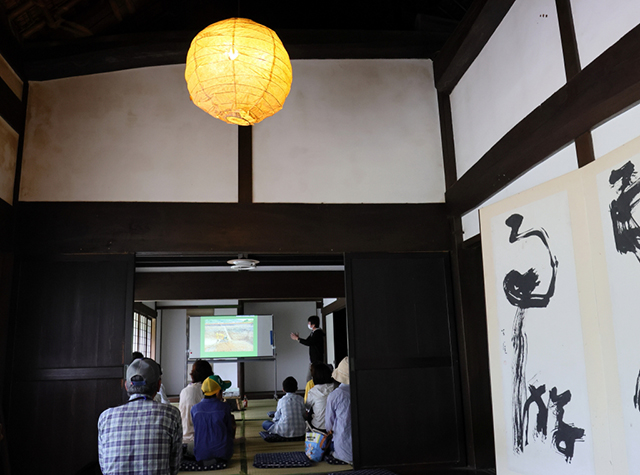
[179,360,214,443]
[305,363,336,431]
[187,375,236,465]
[131,352,170,403]
[326,357,352,464]
[262,376,306,438]
[99,357,182,474]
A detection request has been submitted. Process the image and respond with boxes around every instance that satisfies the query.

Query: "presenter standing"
[290,315,325,365]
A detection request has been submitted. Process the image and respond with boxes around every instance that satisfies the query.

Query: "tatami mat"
[178,398,352,475]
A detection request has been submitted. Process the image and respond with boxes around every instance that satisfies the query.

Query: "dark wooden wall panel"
[16,202,451,254]
[15,258,133,369]
[0,253,14,407]
[457,238,495,469]
[7,255,134,475]
[0,199,14,253]
[358,366,460,465]
[135,270,345,300]
[11,379,123,475]
[348,256,453,360]
[345,253,464,471]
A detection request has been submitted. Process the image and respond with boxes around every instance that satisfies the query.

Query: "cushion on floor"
[259,431,305,442]
[325,453,350,465]
[328,471,397,475]
[253,451,312,468]
[179,459,227,471]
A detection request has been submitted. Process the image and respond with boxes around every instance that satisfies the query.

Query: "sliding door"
[7,255,134,475]
[345,252,465,470]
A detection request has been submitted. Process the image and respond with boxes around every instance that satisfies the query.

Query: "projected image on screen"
[189,314,274,360]
[201,316,258,357]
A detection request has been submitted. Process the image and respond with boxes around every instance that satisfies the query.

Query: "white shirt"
[305,383,335,430]
[179,382,204,442]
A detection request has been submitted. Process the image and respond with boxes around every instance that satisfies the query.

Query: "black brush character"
[503,213,559,453]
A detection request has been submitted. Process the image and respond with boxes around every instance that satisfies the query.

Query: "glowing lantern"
[185,18,293,126]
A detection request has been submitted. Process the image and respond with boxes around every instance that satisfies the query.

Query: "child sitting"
[262,376,306,438]
[188,375,236,465]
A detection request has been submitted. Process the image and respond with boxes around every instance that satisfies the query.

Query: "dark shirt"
[191,397,235,462]
[298,328,325,364]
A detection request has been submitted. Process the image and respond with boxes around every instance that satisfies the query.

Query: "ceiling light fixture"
[227,258,260,271]
[185,18,293,126]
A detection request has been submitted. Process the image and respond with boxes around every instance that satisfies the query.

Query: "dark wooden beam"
[23,367,123,381]
[446,22,640,216]
[17,202,451,254]
[238,125,252,204]
[447,215,477,467]
[434,0,516,93]
[555,0,582,80]
[0,77,24,134]
[575,131,595,168]
[133,301,158,318]
[555,0,596,169]
[12,83,28,207]
[438,92,458,190]
[321,298,346,316]
[134,271,345,300]
[23,30,451,81]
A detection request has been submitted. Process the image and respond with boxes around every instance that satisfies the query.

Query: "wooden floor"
[180,398,353,475]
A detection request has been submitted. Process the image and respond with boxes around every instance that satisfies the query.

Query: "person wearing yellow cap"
[186,375,236,466]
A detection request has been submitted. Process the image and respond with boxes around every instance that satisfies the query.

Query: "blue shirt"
[98,395,183,475]
[325,383,352,463]
[269,392,306,437]
[191,397,235,462]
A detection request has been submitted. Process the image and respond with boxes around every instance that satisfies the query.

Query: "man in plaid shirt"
[262,376,306,438]
[98,357,183,474]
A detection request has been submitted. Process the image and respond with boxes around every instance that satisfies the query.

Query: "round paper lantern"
[185,18,293,126]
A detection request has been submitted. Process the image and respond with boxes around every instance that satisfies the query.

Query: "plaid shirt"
[98,395,183,475]
[269,392,306,438]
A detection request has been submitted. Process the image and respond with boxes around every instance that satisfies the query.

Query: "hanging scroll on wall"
[478,153,628,475]
[581,136,640,475]
[481,135,640,475]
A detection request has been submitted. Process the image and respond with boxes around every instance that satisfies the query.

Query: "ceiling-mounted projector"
[227,258,259,271]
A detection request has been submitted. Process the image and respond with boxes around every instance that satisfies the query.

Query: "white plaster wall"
[243,301,317,393]
[20,65,237,202]
[462,143,578,239]
[571,0,640,68]
[451,0,566,179]
[253,59,444,203]
[0,116,18,205]
[592,102,640,159]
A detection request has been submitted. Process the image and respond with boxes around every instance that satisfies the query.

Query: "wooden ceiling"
[0,0,474,79]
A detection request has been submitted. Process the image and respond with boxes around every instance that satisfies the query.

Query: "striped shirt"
[326,383,352,463]
[269,392,306,438]
[98,395,183,475]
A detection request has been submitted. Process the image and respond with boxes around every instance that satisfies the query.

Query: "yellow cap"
[202,376,222,396]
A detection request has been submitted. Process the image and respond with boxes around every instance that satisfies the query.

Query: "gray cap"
[126,357,161,390]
